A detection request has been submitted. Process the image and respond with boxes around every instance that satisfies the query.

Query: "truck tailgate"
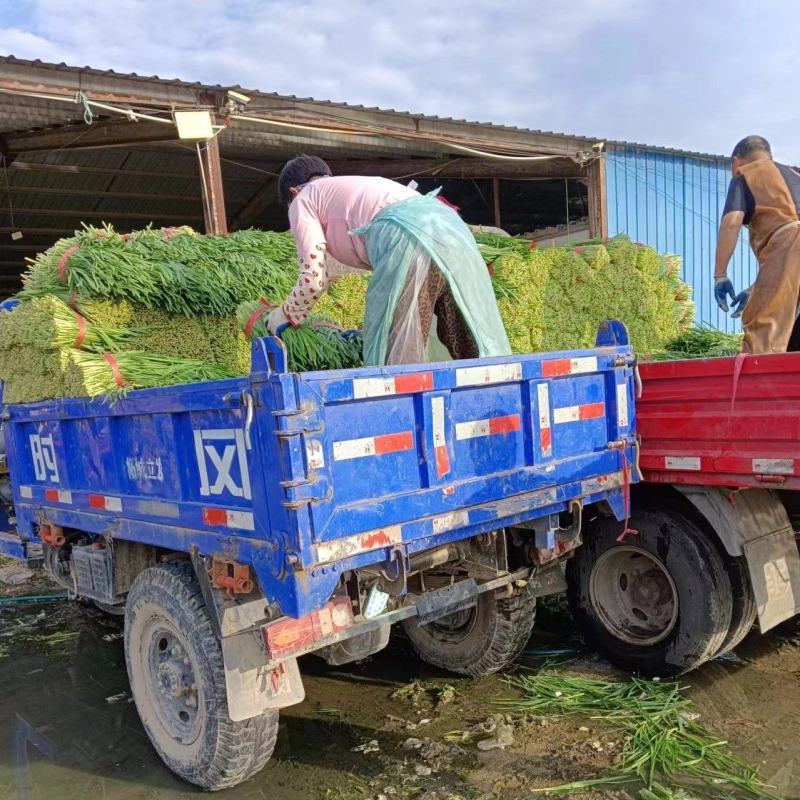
[638,352,800,488]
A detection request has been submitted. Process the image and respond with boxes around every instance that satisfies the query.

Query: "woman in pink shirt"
[267,155,510,366]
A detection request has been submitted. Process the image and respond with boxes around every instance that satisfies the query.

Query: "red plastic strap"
[244,299,272,339]
[67,291,80,312]
[615,446,639,543]
[729,352,748,413]
[58,245,80,283]
[102,353,125,387]
[72,309,87,348]
[435,195,461,213]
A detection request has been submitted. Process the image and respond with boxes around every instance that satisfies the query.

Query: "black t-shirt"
[723,162,800,224]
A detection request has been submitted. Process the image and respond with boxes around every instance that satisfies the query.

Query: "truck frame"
[0,322,637,790]
[564,351,800,677]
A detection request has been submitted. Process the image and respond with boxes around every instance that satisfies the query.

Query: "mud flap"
[678,487,800,631]
[222,630,305,722]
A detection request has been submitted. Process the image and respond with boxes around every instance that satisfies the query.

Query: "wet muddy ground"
[1,569,798,800]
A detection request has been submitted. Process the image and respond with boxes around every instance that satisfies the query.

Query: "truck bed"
[638,352,800,489]
[3,329,637,618]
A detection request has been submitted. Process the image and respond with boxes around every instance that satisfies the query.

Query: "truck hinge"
[280,476,332,508]
[273,403,322,436]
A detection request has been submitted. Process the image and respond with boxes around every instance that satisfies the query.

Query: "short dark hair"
[732,135,772,159]
[278,155,332,206]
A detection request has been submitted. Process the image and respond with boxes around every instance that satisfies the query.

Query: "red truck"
[566,352,800,676]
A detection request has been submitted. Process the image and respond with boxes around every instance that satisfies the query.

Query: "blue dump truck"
[0,322,637,790]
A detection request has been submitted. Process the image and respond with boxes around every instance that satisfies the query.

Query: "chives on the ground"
[501,669,780,799]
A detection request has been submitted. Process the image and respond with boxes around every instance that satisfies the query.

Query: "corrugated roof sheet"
[0,55,730,160]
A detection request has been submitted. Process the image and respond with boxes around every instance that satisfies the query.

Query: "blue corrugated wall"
[606,145,758,332]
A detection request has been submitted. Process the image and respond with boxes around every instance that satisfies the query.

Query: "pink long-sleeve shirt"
[284,175,418,324]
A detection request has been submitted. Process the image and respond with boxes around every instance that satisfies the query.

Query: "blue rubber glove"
[714,277,737,313]
[731,286,751,318]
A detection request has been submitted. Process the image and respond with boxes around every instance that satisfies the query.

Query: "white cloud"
[0,0,798,158]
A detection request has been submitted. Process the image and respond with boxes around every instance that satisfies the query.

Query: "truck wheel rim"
[589,546,678,646]
[143,619,203,747]
[427,607,477,644]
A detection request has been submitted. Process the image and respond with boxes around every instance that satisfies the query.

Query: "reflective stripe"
[202,508,255,531]
[617,382,629,429]
[553,402,605,425]
[665,456,701,471]
[332,431,414,461]
[431,396,450,477]
[88,494,122,512]
[306,440,325,470]
[44,489,72,504]
[19,485,33,499]
[537,383,552,456]
[455,413,521,441]
[353,372,434,399]
[752,458,794,475]
[432,510,469,534]
[455,362,522,387]
[316,525,403,564]
[542,356,598,377]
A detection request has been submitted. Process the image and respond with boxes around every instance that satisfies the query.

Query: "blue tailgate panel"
[5,328,637,619]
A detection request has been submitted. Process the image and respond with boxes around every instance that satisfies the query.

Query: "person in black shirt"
[714,135,800,353]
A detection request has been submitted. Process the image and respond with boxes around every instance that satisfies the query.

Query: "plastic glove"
[266,306,290,336]
[731,286,752,318]
[714,277,737,312]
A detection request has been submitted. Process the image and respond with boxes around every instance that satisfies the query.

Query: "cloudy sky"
[0,0,797,160]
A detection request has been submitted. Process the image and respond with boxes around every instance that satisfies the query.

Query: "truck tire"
[402,587,536,677]
[716,555,757,656]
[567,509,733,676]
[124,561,278,790]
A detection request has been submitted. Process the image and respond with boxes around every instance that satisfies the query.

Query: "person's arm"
[267,195,329,333]
[714,210,745,279]
[713,175,749,313]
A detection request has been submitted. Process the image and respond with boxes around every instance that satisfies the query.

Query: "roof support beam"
[9,207,203,222]
[2,185,200,203]
[4,119,180,155]
[230,177,277,230]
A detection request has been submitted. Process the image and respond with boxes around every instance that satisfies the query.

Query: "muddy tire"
[124,561,278,790]
[716,555,757,655]
[567,509,733,677]
[402,588,536,677]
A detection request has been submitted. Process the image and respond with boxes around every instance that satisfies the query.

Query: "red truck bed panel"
[638,352,800,489]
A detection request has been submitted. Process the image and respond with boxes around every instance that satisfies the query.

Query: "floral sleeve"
[284,195,329,325]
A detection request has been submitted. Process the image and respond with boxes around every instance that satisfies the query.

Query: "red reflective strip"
[542,359,570,377]
[435,445,450,477]
[103,353,125,387]
[58,244,80,283]
[202,508,228,526]
[244,300,271,339]
[489,414,521,435]
[395,372,434,393]
[88,494,105,509]
[540,428,552,451]
[374,431,414,455]
[579,402,605,421]
[45,489,59,502]
[73,309,87,348]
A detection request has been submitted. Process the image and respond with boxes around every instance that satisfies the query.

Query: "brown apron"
[737,159,800,354]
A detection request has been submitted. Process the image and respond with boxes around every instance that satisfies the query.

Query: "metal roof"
[0,56,729,296]
[0,55,731,161]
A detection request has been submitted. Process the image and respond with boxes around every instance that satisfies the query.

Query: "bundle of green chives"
[21,225,299,317]
[68,350,233,398]
[236,301,363,373]
[0,295,136,352]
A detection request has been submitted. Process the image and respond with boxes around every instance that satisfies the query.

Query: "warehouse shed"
[0,56,756,332]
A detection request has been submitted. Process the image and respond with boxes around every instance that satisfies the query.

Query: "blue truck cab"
[0,322,637,790]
